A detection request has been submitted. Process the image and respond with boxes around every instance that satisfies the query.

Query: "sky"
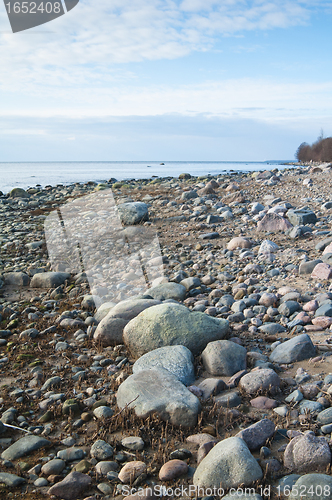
[0,0,332,161]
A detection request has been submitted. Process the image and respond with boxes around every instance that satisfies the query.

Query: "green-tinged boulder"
[123,303,229,358]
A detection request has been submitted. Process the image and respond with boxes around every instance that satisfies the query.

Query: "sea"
[0,160,292,194]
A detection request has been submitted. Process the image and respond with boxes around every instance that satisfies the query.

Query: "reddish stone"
[47,472,91,500]
[186,433,216,447]
[303,300,319,312]
[294,312,311,324]
[227,237,252,251]
[323,242,332,255]
[312,316,332,329]
[304,325,324,331]
[311,263,332,280]
[250,396,278,410]
[257,213,292,232]
[118,461,147,484]
[158,459,188,481]
[197,441,217,464]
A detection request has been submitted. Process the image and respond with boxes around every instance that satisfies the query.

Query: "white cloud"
[0,0,319,91]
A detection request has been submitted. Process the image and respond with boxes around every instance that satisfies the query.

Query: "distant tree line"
[296,133,332,162]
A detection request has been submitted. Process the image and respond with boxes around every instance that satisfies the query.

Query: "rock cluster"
[2,165,332,498]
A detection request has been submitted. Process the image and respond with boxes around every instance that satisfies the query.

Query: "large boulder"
[30,272,70,288]
[9,188,30,198]
[123,303,229,358]
[257,213,292,232]
[287,208,317,226]
[93,298,161,346]
[201,340,247,376]
[193,437,263,489]
[288,474,332,500]
[239,369,280,395]
[269,334,316,364]
[284,431,331,473]
[1,436,50,461]
[3,272,30,286]
[117,202,149,225]
[132,345,195,386]
[116,368,200,427]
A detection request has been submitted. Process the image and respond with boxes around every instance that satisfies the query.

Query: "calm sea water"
[0,160,291,194]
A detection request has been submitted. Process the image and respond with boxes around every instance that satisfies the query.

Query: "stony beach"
[2,164,332,499]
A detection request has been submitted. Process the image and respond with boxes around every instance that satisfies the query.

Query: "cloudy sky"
[0,0,332,161]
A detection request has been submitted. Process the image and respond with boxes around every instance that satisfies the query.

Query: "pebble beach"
[2,163,332,499]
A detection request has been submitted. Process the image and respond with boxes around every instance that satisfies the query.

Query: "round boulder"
[123,303,229,358]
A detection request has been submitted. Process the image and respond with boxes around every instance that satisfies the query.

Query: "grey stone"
[41,459,65,475]
[1,435,50,460]
[34,478,48,486]
[180,277,201,291]
[94,301,116,322]
[285,390,303,403]
[117,202,149,225]
[123,303,229,358]
[93,406,114,419]
[90,440,114,460]
[146,282,186,301]
[316,237,332,251]
[269,334,316,363]
[317,407,332,425]
[31,272,70,288]
[95,461,119,475]
[198,232,220,240]
[41,376,62,391]
[116,368,200,427]
[197,378,227,399]
[132,345,195,386]
[258,239,279,253]
[181,190,198,200]
[299,400,323,414]
[193,437,263,489]
[287,209,317,226]
[214,391,241,407]
[57,447,85,461]
[275,475,301,495]
[289,474,332,500]
[201,340,247,376]
[258,323,286,335]
[278,301,301,317]
[121,437,144,451]
[3,272,30,286]
[207,214,221,224]
[284,431,331,473]
[289,226,312,239]
[0,472,26,486]
[93,298,161,346]
[239,368,280,395]
[315,303,332,317]
[236,419,275,450]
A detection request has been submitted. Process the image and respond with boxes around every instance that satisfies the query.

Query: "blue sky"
[0,0,332,161]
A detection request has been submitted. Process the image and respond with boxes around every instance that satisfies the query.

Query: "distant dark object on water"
[160,163,165,165]
[152,175,159,178]
[147,165,152,168]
